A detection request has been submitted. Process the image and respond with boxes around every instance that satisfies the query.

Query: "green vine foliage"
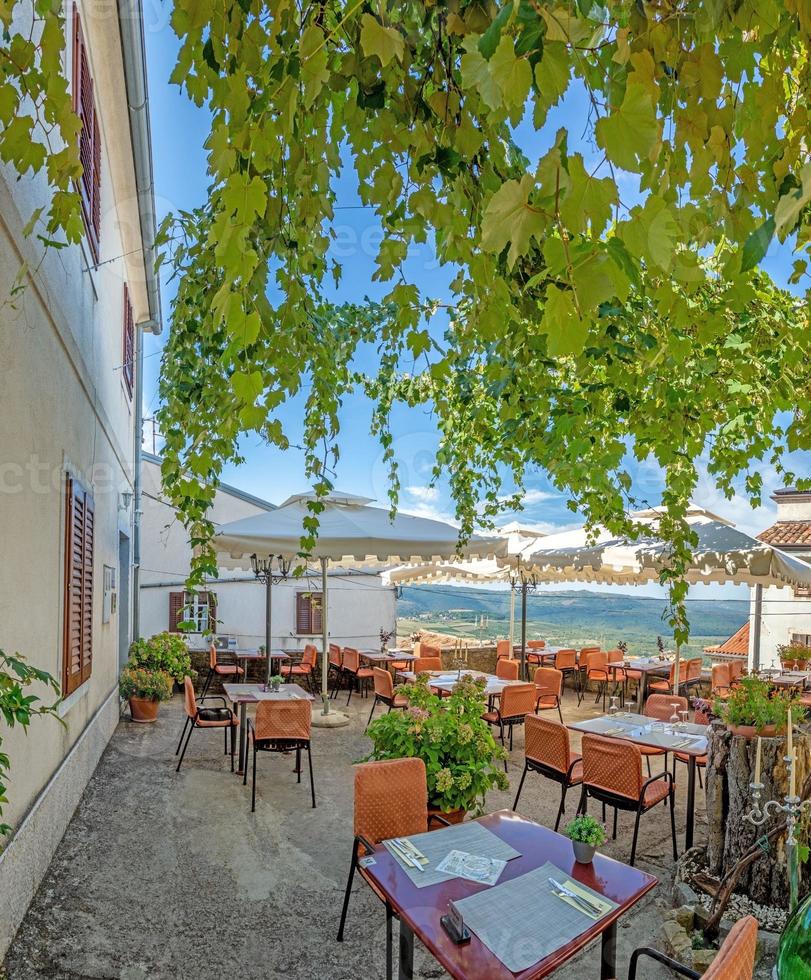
[0,1,84,268]
[154,0,811,641]
[0,649,61,837]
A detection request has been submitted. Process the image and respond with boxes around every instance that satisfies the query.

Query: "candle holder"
[746,754,811,910]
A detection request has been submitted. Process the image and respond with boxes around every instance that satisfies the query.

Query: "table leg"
[600,921,617,980]
[637,673,647,712]
[398,921,414,980]
[686,755,696,850]
[237,702,247,776]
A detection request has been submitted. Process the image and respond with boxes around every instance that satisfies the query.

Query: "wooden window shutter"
[296,593,322,634]
[200,591,217,633]
[169,591,185,632]
[311,593,323,635]
[122,284,134,397]
[72,5,101,261]
[63,476,94,696]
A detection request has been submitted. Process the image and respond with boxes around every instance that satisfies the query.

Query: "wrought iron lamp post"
[250,553,292,685]
[509,562,538,680]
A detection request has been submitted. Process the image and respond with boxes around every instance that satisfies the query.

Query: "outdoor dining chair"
[526,638,546,668]
[512,715,582,831]
[553,648,578,694]
[641,693,688,775]
[341,647,374,704]
[243,699,315,812]
[200,641,244,697]
[672,702,709,789]
[532,666,564,723]
[328,643,344,698]
[420,642,442,660]
[366,667,408,728]
[496,658,520,681]
[282,643,317,693]
[175,677,238,773]
[627,914,757,979]
[728,659,745,684]
[482,682,537,770]
[412,655,442,672]
[337,758,449,979]
[579,732,677,866]
[496,638,512,660]
[579,650,623,711]
[711,662,733,700]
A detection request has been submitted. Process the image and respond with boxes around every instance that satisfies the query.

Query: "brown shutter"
[72,6,100,261]
[311,593,323,635]
[296,593,322,634]
[169,591,185,632]
[63,476,94,695]
[122,284,134,397]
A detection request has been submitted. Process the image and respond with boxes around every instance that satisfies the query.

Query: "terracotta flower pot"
[728,723,757,739]
[129,696,160,723]
[572,840,597,864]
[428,805,466,826]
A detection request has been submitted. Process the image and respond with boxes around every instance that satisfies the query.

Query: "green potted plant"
[778,642,811,670]
[714,675,800,738]
[119,666,173,723]
[128,632,195,689]
[564,814,607,864]
[364,673,508,820]
[270,674,284,692]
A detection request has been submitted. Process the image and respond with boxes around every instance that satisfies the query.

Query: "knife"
[549,878,603,915]
[396,838,427,865]
[388,839,420,871]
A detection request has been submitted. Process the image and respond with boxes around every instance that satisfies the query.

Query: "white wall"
[750,585,811,669]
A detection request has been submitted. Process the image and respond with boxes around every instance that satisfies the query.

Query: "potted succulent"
[364,673,508,820]
[119,666,173,723]
[565,814,607,864]
[270,674,284,692]
[128,632,195,690]
[778,642,811,670]
[713,675,800,738]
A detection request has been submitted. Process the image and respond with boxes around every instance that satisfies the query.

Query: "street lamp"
[510,563,538,680]
[250,553,292,684]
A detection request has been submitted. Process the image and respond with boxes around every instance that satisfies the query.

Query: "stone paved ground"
[3,680,760,980]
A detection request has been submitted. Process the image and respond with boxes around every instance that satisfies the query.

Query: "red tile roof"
[758,521,811,547]
[704,622,749,656]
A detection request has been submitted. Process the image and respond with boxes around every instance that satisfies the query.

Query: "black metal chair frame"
[200,653,243,697]
[486,709,535,771]
[534,686,564,724]
[366,690,407,729]
[281,654,318,694]
[578,769,677,866]
[243,717,316,812]
[513,756,581,832]
[628,947,699,979]
[175,695,236,772]
[328,652,345,699]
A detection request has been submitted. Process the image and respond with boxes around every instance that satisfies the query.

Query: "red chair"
[533,666,563,723]
[483,683,537,769]
[628,914,757,979]
[496,658,520,681]
[579,732,677,866]
[200,641,244,696]
[243,699,315,811]
[342,647,374,704]
[282,643,318,693]
[366,667,408,728]
[513,715,582,831]
[175,677,238,772]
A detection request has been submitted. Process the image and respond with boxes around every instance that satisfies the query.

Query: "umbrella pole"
[321,557,330,715]
[520,582,528,680]
[751,584,763,672]
[265,575,273,687]
[509,589,515,646]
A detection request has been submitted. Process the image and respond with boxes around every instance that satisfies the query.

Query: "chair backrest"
[534,666,562,697]
[498,683,537,719]
[496,639,512,659]
[353,758,428,843]
[372,666,394,699]
[525,715,573,773]
[209,643,218,669]
[527,639,546,650]
[303,644,318,667]
[496,658,520,681]
[694,704,712,725]
[581,733,643,801]
[342,647,360,673]
[729,659,744,682]
[644,693,688,720]
[687,657,703,680]
[606,648,624,663]
[580,646,601,658]
[585,650,608,674]
[420,643,441,660]
[413,656,441,673]
[183,676,198,719]
[554,648,577,670]
[254,699,312,741]
[329,643,342,668]
[712,663,731,692]
[702,914,758,980]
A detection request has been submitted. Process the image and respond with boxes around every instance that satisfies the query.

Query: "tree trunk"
[704,721,810,909]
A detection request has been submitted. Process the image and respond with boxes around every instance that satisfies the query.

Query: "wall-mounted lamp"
[120,490,134,511]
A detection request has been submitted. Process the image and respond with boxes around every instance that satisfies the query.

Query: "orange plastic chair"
[482,682,537,768]
[513,715,583,831]
[366,667,408,728]
[628,914,757,979]
[282,643,318,693]
[412,656,442,673]
[328,643,344,699]
[200,641,244,696]
[242,698,315,811]
[496,658,520,681]
[175,676,238,772]
[342,647,374,705]
[712,662,733,699]
[496,638,513,660]
[526,638,546,667]
[728,659,745,684]
[420,642,441,660]
[553,648,578,694]
[648,660,678,696]
[337,758,449,973]
[580,732,677,866]
[533,666,563,723]
[579,650,622,710]
[640,693,688,774]
[682,657,704,693]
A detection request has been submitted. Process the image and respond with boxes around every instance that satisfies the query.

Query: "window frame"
[295,591,323,635]
[72,4,101,262]
[63,474,94,696]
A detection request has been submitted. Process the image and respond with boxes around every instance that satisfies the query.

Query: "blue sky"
[140,11,805,599]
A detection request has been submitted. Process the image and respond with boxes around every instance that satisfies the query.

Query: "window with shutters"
[296,592,323,635]
[122,284,134,397]
[63,476,94,696]
[72,6,101,261]
[169,591,216,633]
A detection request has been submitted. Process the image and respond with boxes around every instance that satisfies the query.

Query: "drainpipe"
[751,583,763,671]
[131,325,145,640]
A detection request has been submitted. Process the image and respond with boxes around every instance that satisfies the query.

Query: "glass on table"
[608,695,619,716]
[678,709,689,729]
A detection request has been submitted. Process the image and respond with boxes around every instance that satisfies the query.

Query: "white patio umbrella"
[518,505,811,686]
[213,491,509,715]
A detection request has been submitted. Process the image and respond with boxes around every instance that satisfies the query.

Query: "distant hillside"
[397,585,748,656]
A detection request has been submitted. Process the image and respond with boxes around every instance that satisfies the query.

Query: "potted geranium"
[119,666,173,723]
[565,814,607,864]
[128,632,195,690]
[364,673,508,820]
[714,675,800,738]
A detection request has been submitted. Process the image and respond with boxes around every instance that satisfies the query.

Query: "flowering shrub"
[363,673,508,814]
[119,666,173,703]
[128,632,194,682]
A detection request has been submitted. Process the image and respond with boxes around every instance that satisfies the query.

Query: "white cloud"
[692,463,779,538]
[405,484,440,503]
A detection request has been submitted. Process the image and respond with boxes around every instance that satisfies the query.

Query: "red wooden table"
[362,810,657,979]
